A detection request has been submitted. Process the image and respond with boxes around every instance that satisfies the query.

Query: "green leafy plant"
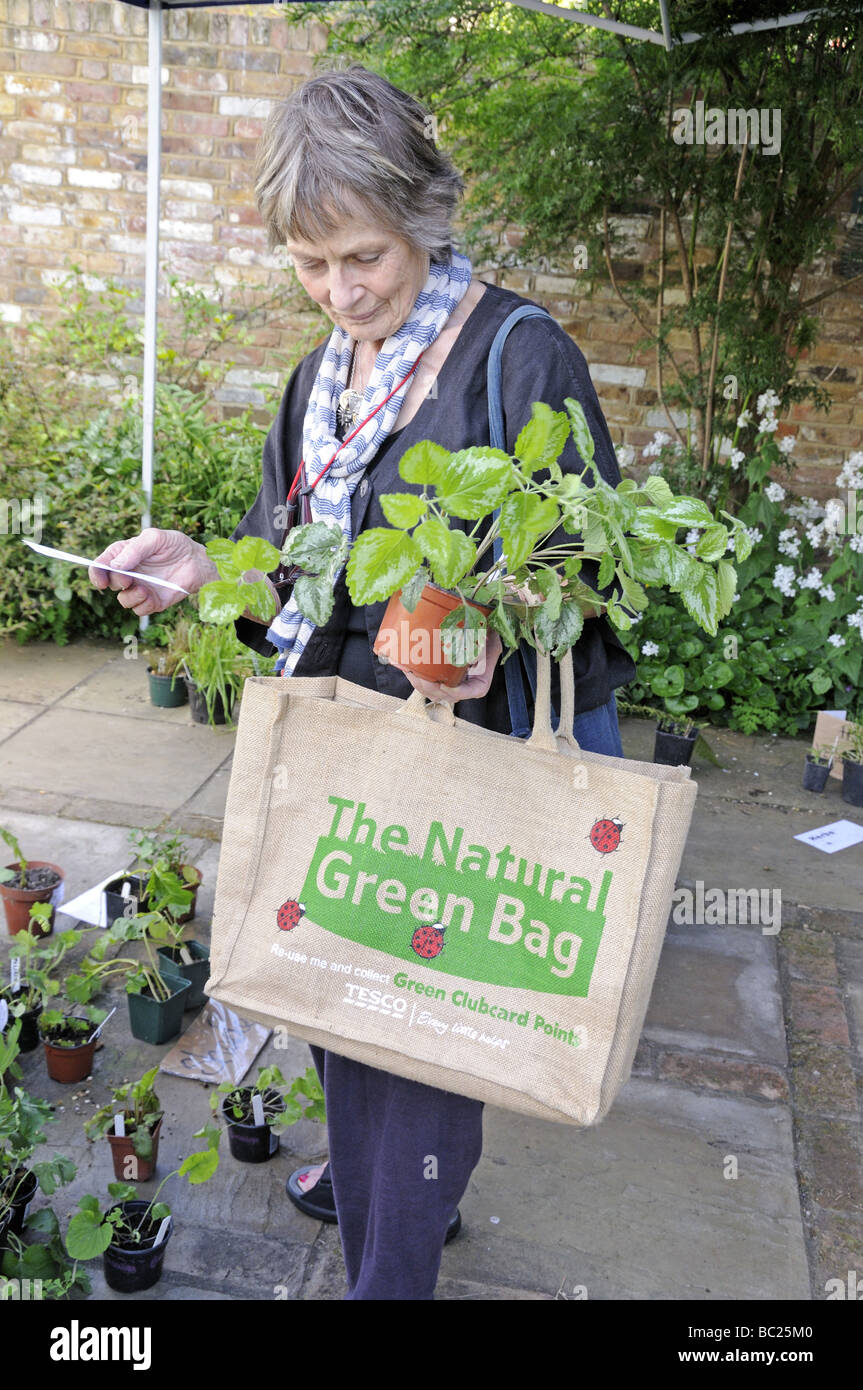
[38,1005,106,1048]
[126,828,198,922]
[84,1066,163,1162]
[65,1138,220,1262]
[0,828,26,886]
[4,915,85,1019]
[841,720,863,765]
[181,621,268,727]
[66,915,180,1006]
[142,616,192,680]
[197,399,744,663]
[207,1064,326,1136]
[807,743,835,766]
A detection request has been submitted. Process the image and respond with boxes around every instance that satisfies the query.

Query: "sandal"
[286,1162,463,1242]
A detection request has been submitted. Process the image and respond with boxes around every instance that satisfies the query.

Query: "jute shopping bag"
[207,650,696,1126]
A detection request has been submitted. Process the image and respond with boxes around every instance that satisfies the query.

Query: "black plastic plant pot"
[222,1090,284,1164]
[802,757,831,793]
[841,758,863,808]
[103,874,149,926]
[653,726,697,767]
[0,992,40,1052]
[147,667,187,709]
[184,678,231,726]
[102,1201,173,1294]
[126,974,192,1045]
[2,1167,38,1240]
[156,941,210,1009]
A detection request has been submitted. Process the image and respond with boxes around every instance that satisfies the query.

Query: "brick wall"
[1,0,861,495]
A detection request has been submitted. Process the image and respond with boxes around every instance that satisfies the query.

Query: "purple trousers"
[309,1044,483,1300]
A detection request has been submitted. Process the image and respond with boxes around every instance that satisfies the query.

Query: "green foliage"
[208,1064,326,1133]
[181,621,275,727]
[84,1067,163,1159]
[2,263,318,645]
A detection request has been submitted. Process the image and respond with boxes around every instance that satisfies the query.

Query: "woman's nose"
[327,264,364,312]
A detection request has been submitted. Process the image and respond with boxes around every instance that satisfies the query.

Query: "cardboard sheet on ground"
[794,819,863,854]
[159,1001,271,1085]
[58,868,130,928]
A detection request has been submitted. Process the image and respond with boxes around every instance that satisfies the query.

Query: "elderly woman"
[90,64,635,1300]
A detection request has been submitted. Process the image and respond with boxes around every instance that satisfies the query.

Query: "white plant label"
[251,1093,266,1128]
[22,538,191,593]
[50,880,65,908]
[153,1216,171,1247]
[10,958,21,990]
[794,819,863,854]
[0,1000,8,1033]
[113,1112,126,1137]
[179,947,193,966]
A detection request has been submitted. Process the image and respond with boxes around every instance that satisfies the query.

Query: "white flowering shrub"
[620,445,863,735]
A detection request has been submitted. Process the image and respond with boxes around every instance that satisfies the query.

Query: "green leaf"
[413,517,477,590]
[179,1147,220,1184]
[197,580,246,626]
[534,569,563,621]
[291,574,336,627]
[398,440,452,486]
[652,541,700,591]
[514,402,570,475]
[205,538,242,582]
[650,665,685,698]
[66,1209,112,1261]
[642,475,674,507]
[499,493,560,571]
[716,559,737,616]
[234,535,280,575]
[679,566,720,636]
[435,449,514,519]
[532,601,584,659]
[399,565,430,614]
[346,528,423,605]
[734,526,754,563]
[281,521,348,572]
[695,524,730,562]
[488,599,519,651]
[379,492,428,530]
[702,660,735,688]
[240,579,276,623]
[658,497,715,528]
[564,397,595,463]
[597,550,615,589]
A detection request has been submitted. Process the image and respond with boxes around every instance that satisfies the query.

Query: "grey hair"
[254,64,464,263]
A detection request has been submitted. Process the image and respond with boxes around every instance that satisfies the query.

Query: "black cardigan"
[232,282,636,735]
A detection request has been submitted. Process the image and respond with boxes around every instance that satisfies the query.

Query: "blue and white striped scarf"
[266,250,474,675]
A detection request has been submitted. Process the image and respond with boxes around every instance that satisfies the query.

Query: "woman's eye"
[356,254,381,264]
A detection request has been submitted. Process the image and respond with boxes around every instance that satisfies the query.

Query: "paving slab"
[643,923,787,1065]
[0,708,233,809]
[58,656,192,726]
[0,699,39,739]
[0,640,116,706]
[0,807,136,906]
[442,1081,811,1301]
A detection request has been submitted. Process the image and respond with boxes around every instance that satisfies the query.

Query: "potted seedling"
[197,399,746,688]
[68,916,191,1045]
[1,905,57,1052]
[84,1066,164,1182]
[143,616,191,708]
[0,1070,77,1250]
[181,621,258,727]
[65,1138,219,1294]
[614,697,713,768]
[803,741,836,794]
[127,828,202,925]
[0,828,64,938]
[39,1004,108,1084]
[207,1064,325,1165]
[841,721,863,808]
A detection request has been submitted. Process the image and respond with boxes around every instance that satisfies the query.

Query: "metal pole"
[140,0,162,632]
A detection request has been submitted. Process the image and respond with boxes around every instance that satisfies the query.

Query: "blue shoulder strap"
[487,305,557,738]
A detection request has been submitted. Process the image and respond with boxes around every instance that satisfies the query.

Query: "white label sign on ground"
[794,819,863,854]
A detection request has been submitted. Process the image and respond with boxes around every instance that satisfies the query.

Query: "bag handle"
[401,648,581,756]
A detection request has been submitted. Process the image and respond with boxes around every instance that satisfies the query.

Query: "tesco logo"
[342,983,408,1017]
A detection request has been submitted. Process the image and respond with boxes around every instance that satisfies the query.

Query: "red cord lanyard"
[286,350,427,508]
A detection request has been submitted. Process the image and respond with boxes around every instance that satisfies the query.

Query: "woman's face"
[284,205,430,346]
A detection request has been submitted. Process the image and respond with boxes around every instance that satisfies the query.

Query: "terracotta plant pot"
[373,583,492,687]
[107,1116,164,1183]
[42,1027,97,1084]
[0,861,64,937]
